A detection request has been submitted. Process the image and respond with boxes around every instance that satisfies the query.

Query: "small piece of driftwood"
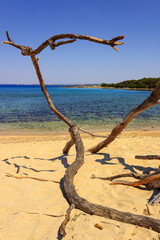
[135,155,160,160]
[148,192,160,206]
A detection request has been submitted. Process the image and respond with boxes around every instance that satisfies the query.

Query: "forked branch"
[92,169,160,189]
[111,173,160,188]
[3,31,160,236]
[2,31,125,55]
[63,126,160,233]
[2,31,124,137]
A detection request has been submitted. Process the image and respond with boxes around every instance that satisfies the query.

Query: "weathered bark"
[91,172,145,181]
[93,170,160,189]
[59,203,75,237]
[63,127,75,154]
[135,155,160,160]
[31,55,74,128]
[2,31,124,55]
[111,173,160,188]
[88,80,160,153]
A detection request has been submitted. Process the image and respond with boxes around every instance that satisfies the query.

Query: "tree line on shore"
[101,77,160,89]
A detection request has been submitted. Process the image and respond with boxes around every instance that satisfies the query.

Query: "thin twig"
[6,31,13,42]
[24,211,64,218]
[59,203,75,237]
[78,127,108,138]
[6,172,60,183]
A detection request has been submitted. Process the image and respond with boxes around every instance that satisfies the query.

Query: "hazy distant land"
[65,77,160,90]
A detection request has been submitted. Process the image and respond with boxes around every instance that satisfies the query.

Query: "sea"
[0,85,160,133]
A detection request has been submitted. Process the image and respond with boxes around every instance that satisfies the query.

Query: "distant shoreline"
[63,85,153,91]
[0,84,154,91]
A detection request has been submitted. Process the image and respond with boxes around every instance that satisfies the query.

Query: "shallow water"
[0,85,160,132]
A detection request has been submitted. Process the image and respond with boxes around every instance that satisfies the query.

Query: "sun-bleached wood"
[3,31,160,237]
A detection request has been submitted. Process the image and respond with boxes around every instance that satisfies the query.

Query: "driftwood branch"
[93,169,160,189]
[91,172,145,181]
[111,173,160,188]
[88,79,160,153]
[30,55,75,128]
[59,203,75,237]
[62,126,160,233]
[3,31,160,236]
[63,127,75,154]
[135,155,160,160]
[2,31,124,137]
[6,172,60,184]
[78,127,108,138]
[2,31,125,56]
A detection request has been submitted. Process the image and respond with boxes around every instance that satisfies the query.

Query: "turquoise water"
[0,85,160,132]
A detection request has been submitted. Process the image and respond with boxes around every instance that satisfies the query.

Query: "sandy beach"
[0,130,160,240]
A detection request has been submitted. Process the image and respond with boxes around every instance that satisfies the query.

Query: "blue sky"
[0,0,159,85]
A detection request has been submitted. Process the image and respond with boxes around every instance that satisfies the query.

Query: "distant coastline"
[63,84,101,89]
[100,77,159,91]
[64,77,159,91]
[63,85,153,91]
[1,76,159,91]
[0,84,154,91]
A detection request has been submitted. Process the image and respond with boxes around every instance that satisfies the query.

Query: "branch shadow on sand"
[34,154,70,168]
[94,153,159,175]
[91,153,160,191]
[2,154,70,175]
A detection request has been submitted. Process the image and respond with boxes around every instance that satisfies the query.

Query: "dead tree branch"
[3,31,160,235]
[91,172,145,181]
[93,169,160,189]
[6,172,60,183]
[63,126,160,233]
[59,203,75,237]
[78,127,108,138]
[30,55,74,127]
[110,173,160,188]
[63,127,75,154]
[88,79,160,153]
[135,155,160,160]
[2,31,125,55]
